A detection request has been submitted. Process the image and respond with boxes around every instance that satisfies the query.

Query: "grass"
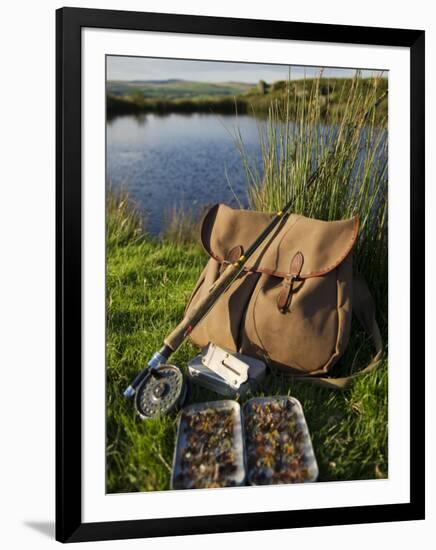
[106,72,388,492]
[162,204,204,245]
[106,192,388,493]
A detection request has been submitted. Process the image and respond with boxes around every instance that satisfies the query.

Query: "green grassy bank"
[106,193,388,493]
[106,73,388,492]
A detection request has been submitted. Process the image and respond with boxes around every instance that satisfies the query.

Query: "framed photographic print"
[56,7,425,543]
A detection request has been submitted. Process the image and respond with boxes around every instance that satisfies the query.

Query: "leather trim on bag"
[200,203,360,279]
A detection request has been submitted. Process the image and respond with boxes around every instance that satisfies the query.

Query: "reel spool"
[135,364,188,419]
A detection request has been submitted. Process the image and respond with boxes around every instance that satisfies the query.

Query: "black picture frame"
[56,7,425,543]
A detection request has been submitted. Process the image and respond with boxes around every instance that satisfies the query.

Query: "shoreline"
[107,77,388,123]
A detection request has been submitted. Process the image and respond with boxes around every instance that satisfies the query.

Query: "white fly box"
[243,396,319,485]
[187,343,266,397]
[171,400,246,489]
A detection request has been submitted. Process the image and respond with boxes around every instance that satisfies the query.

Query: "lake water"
[106,113,263,234]
[107,113,386,235]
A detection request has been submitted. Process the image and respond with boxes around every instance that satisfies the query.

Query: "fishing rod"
[123,151,330,403]
[123,89,387,407]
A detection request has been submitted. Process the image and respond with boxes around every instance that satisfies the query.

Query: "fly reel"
[135,364,188,419]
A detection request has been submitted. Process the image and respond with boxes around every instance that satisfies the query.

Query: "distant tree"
[320,84,333,96]
[131,89,145,104]
[257,80,268,95]
[271,80,287,92]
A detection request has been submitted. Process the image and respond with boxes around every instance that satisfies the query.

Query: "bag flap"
[200,203,359,279]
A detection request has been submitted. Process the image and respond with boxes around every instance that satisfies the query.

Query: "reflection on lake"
[106,113,262,234]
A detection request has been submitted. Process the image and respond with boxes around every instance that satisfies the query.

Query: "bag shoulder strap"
[297,272,384,390]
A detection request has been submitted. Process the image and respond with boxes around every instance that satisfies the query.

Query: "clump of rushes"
[244,400,310,484]
[106,189,144,249]
[233,70,388,318]
[163,204,203,245]
[174,408,238,489]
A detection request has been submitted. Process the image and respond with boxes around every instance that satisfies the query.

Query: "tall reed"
[234,72,388,322]
[106,189,144,249]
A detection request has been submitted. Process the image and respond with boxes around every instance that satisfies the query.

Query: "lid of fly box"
[187,347,266,396]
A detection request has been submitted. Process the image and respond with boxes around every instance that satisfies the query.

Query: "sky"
[106,56,384,83]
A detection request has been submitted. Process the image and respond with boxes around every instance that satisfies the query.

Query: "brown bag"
[184,203,383,389]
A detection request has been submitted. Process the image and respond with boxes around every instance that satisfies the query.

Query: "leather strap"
[277,251,304,313]
[293,273,384,390]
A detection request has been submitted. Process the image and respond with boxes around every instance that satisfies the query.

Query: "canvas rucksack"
[182,203,383,389]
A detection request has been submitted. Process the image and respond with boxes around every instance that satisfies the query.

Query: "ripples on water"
[107,113,262,234]
[107,112,387,235]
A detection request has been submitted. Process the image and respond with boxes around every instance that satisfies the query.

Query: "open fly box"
[243,396,319,485]
[171,396,318,489]
[171,400,246,490]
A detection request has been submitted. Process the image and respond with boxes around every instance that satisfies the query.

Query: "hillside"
[107,79,254,99]
[106,77,388,123]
